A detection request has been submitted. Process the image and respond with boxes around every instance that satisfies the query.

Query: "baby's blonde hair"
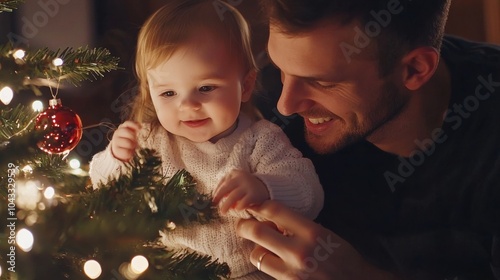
[131,0,259,127]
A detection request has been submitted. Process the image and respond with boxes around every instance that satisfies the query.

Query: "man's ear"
[401,47,440,91]
[241,70,257,102]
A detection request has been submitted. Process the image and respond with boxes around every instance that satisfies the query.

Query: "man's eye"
[199,86,215,93]
[315,81,336,89]
[160,91,175,97]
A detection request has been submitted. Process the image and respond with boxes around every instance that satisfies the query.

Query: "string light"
[52,58,64,67]
[69,159,81,169]
[25,212,38,226]
[119,256,149,280]
[0,86,13,105]
[17,228,34,252]
[13,49,26,59]
[32,100,44,112]
[22,165,33,173]
[83,260,102,279]
[16,180,41,210]
[44,187,55,199]
[130,255,149,274]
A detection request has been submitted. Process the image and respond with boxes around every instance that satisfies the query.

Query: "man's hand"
[237,200,401,280]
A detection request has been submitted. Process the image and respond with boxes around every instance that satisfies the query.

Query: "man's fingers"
[237,216,294,259]
[247,200,315,236]
[251,246,296,279]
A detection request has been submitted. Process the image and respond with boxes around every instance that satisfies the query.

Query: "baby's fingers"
[111,121,141,161]
[218,188,246,214]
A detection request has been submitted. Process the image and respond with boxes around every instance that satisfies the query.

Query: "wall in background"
[446,0,500,44]
[15,0,94,49]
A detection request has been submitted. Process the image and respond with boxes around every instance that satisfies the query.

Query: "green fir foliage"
[0,0,24,13]
[0,43,121,92]
[0,148,230,279]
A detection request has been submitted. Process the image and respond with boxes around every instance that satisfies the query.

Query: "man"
[238,0,500,279]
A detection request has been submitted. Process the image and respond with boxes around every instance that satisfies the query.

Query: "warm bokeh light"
[25,211,39,226]
[44,187,55,199]
[22,165,33,173]
[130,255,149,274]
[52,58,64,67]
[16,180,41,210]
[0,86,13,105]
[83,260,102,279]
[32,100,44,112]
[69,159,81,169]
[17,228,34,252]
[13,49,25,59]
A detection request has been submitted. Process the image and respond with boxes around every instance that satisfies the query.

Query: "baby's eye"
[160,91,175,97]
[199,86,215,93]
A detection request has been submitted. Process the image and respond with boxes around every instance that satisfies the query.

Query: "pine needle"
[0,0,24,13]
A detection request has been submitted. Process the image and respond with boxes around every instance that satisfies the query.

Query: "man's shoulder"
[441,35,500,70]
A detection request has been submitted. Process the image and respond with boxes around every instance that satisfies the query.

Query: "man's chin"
[305,137,343,155]
[305,133,362,155]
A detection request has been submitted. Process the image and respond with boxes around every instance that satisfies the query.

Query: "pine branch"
[91,148,218,226]
[144,246,231,279]
[0,148,230,279]
[0,43,121,92]
[0,130,42,172]
[27,46,122,86]
[0,103,38,141]
[0,0,23,13]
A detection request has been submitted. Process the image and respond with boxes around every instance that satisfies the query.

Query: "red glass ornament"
[34,98,83,154]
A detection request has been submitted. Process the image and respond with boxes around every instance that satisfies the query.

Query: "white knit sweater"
[89,114,324,279]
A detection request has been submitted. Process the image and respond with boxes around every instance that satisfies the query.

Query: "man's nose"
[277,75,313,116]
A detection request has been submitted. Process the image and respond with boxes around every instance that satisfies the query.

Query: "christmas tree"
[0,1,230,279]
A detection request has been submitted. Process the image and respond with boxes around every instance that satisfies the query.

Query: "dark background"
[0,0,499,163]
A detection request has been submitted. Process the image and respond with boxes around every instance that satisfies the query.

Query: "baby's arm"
[214,120,324,219]
[89,121,141,186]
[248,123,324,219]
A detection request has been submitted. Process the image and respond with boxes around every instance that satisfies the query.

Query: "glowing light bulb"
[44,187,55,199]
[52,58,64,67]
[0,264,2,277]
[0,86,13,105]
[32,100,44,112]
[69,159,81,169]
[17,228,34,252]
[22,165,33,173]
[130,255,149,274]
[16,180,41,210]
[13,49,26,59]
[84,260,102,279]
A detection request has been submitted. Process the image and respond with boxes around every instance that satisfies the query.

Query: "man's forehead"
[268,26,346,74]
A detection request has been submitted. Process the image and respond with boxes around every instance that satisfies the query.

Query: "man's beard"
[304,80,408,154]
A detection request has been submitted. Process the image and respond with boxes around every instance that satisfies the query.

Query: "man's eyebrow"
[265,48,341,82]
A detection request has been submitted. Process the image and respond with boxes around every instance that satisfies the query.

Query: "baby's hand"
[213,169,270,215]
[110,121,141,162]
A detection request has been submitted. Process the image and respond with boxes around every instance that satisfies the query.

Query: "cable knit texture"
[89,114,324,279]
